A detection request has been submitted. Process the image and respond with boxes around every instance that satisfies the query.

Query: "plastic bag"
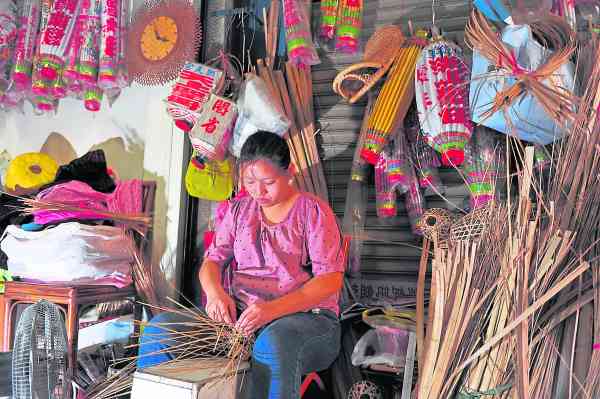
[469,24,575,144]
[230,75,290,157]
[0,222,134,286]
[351,327,409,368]
[185,153,234,201]
[283,0,320,67]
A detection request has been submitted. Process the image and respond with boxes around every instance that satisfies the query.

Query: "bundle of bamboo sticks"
[256,1,329,202]
[417,29,600,399]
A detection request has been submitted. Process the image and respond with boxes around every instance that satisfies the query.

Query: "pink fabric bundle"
[33,179,143,225]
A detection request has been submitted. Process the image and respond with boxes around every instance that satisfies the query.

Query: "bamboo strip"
[416,238,430,369]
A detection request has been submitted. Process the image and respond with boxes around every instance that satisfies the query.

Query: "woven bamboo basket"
[418,208,455,247]
[449,205,495,242]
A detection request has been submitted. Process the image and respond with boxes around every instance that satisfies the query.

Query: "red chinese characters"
[201,117,219,134]
[212,99,231,116]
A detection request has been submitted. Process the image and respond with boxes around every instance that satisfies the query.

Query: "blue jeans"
[137,310,341,399]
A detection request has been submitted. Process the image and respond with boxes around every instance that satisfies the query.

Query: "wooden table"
[1,281,140,378]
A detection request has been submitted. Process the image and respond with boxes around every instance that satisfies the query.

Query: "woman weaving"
[138,131,345,398]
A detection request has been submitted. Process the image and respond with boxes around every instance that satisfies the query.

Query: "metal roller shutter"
[312,0,472,303]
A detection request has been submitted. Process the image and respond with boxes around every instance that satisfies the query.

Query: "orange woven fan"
[333,25,404,103]
[127,0,202,86]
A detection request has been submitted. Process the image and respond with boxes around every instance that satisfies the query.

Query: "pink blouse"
[204,192,345,315]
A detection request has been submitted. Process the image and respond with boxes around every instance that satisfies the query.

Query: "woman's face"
[242,159,292,207]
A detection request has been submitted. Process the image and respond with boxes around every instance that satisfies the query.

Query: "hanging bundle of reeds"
[360,41,422,165]
[255,2,329,202]
[465,10,577,128]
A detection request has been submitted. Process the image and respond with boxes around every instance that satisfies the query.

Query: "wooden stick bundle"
[253,3,329,202]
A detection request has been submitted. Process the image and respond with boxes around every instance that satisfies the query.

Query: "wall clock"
[127,0,202,86]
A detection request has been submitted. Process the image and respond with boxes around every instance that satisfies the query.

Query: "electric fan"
[12,300,70,399]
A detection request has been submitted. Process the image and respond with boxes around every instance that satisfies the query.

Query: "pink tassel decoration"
[335,0,363,54]
[283,0,320,67]
[319,0,338,40]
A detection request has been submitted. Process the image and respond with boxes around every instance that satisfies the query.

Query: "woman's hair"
[239,131,291,170]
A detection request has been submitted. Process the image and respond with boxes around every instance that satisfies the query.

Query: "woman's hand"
[235,302,278,335]
[205,291,237,325]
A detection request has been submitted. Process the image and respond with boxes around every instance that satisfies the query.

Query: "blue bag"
[469,24,575,145]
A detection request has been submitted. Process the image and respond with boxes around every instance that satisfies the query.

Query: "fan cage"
[12,300,69,399]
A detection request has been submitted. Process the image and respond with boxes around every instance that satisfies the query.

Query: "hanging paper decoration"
[166,62,225,132]
[78,0,101,85]
[374,151,396,218]
[361,42,422,164]
[283,0,319,67]
[115,0,130,88]
[98,0,120,90]
[335,0,363,54]
[189,94,237,161]
[0,2,17,107]
[37,0,80,82]
[63,8,84,95]
[415,39,473,166]
[319,0,338,40]
[462,126,506,210]
[30,0,53,98]
[12,0,41,90]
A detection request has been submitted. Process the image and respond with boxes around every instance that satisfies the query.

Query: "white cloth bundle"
[0,222,134,286]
